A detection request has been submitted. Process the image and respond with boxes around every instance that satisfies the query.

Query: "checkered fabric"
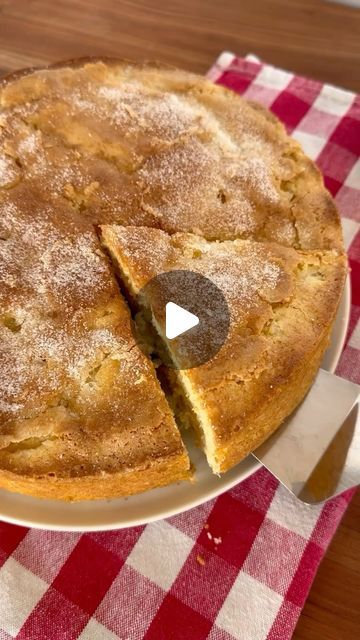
[0,53,359,640]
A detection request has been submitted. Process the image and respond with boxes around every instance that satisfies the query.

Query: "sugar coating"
[0,60,344,493]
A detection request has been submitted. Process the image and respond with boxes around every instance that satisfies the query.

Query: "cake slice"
[101,225,347,473]
[0,194,190,500]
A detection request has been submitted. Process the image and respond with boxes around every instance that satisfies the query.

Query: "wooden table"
[0,1,359,638]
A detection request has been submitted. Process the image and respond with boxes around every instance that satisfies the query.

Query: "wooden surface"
[0,0,360,90]
[0,1,359,638]
[294,491,360,640]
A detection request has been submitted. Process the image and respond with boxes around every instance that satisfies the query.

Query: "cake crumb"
[214,536,222,545]
[204,523,209,529]
[196,555,206,566]
[207,531,212,540]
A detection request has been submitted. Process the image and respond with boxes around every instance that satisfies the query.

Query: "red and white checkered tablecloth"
[0,53,359,640]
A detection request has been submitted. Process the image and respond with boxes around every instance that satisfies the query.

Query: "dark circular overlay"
[134,270,230,370]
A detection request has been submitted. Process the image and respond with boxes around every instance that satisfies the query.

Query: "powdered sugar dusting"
[18,132,39,155]
[186,240,284,312]
[0,198,110,307]
[0,308,141,417]
[36,231,108,295]
[137,137,262,237]
[201,249,283,310]
[97,84,198,138]
[0,195,143,419]
[2,65,285,241]
[0,61,303,424]
[109,227,286,320]
[67,82,199,145]
[0,154,19,187]
[233,155,279,203]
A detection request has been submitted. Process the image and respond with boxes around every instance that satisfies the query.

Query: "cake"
[0,58,346,499]
[0,187,190,500]
[101,226,346,472]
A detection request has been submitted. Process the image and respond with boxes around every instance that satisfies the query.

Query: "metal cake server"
[252,369,360,504]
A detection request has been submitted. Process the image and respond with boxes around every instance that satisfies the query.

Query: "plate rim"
[0,277,351,531]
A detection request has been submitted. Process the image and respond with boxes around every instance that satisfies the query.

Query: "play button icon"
[134,270,230,369]
[165,302,199,340]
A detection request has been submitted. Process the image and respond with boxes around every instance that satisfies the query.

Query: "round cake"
[0,59,346,500]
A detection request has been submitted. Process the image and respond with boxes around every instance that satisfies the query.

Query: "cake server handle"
[252,369,360,504]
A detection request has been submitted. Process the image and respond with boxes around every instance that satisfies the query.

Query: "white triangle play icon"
[165,301,199,340]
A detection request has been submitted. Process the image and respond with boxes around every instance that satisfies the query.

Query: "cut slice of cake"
[0,194,190,500]
[101,225,347,474]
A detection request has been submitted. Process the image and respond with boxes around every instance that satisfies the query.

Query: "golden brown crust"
[0,56,176,88]
[101,226,347,473]
[0,59,343,247]
[0,451,190,501]
[214,329,333,471]
[0,57,346,498]
[0,181,191,500]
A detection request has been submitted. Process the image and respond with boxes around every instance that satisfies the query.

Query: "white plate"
[0,278,351,531]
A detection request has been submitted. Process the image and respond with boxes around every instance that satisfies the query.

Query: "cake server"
[252,368,360,504]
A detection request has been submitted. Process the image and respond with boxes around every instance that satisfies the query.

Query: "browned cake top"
[101,224,347,471]
[0,59,345,486]
[0,189,186,480]
[1,61,342,248]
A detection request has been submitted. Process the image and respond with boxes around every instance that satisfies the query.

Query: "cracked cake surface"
[0,59,346,499]
[0,189,190,501]
[101,226,347,472]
